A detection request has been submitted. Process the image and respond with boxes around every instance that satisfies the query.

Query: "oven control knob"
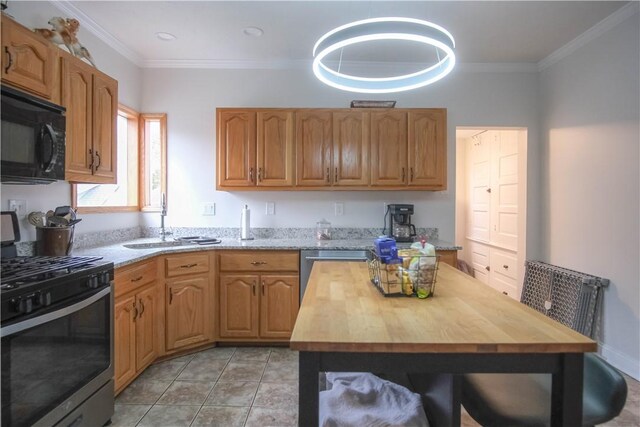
[37,291,52,307]
[12,297,33,314]
[87,275,99,289]
[99,271,111,286]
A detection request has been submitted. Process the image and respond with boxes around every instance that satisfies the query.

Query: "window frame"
[71,104,140,213]
[139,113,167,212]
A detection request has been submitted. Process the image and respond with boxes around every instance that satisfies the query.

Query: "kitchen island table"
[290,262,596,427]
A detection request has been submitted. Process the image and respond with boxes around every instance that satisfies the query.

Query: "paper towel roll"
[240,205,252,240]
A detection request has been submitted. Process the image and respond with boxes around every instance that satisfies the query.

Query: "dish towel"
[319,372,430,427]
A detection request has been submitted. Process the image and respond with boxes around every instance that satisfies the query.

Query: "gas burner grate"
[0,256,103,287]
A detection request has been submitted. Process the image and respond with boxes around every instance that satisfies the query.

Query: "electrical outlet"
[266,202,275,215]
[8,199,26,217]
[202,203,215,216]
[334,202,344,216]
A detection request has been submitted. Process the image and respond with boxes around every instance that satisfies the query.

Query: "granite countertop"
[73,237,462,268]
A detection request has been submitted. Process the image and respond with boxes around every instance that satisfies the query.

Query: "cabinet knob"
[485,265,490,271]
[502,291,508,296]
[503,264,509,269]
[486,188,492,193]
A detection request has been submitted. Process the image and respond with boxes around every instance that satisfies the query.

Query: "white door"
[490,131,518,250]
[468,133,491,241]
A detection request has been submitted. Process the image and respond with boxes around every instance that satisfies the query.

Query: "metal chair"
[461,261,628,426]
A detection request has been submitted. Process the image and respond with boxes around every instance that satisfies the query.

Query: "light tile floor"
[113,346,639,426]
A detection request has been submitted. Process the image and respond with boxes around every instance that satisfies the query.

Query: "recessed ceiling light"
[243,27,264,37]
[156,32,177,41]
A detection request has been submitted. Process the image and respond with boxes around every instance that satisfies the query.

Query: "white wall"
[540,11,640,377]
[1,1,143,242]
[141,66,541,248]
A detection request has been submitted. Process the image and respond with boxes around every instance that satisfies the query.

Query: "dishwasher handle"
[304,256,368,261]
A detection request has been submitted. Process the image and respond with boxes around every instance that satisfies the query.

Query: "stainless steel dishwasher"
[300,249,369,303]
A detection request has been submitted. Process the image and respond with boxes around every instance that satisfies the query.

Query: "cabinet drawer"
[115,259,157,298]
[490,248,517,281]
[219,251,299,272]
[165,253,210,277]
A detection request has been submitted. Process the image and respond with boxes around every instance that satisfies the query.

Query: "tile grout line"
[189,347,238,427]
[242,348,272,427]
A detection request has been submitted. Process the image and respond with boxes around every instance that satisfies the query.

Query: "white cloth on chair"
[319,372,429,427]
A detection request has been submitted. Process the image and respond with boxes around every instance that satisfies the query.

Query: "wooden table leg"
[551,353,584,427]
[299,352,320,427]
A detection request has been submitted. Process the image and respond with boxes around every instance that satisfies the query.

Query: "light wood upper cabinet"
[370,111,408,186]
[295,110,332,186]
[1,16,56,99]
[257,111,294,186]
[217,107,446,190]
[217,110,256,187]
[408,109,446,188]
[333,111,369,186]
[62,53,118,183]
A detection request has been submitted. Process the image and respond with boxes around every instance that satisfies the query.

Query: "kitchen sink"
[123,236,221,249]
[123,241,189,249]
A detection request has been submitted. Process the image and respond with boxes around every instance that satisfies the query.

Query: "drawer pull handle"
[262,281,265,295]
[131,276,143,282]
[180,263,197,269]
[485,265,490,271]
[401,167,406,182]
[250,261,267,266]
[326,167,330,183]
[410,167,414,182]
[502,291,508,296]
[132,301,138,321]
[4,47,13,73]
[249,167,254,183]
[503,264,509,269]
[252,281,256,296]
[139,298,145,316]
[169,290,173,304]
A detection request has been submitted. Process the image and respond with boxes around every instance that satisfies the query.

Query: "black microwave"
[1,85,66,184]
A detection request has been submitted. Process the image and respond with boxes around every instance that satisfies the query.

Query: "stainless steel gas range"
[1,213,114,427]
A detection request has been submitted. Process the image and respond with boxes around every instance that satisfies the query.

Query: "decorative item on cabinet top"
[216,107,447,191]
[34,16,96,67]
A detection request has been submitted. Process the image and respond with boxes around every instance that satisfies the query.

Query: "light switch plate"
[334,202,344,216]
[202,203,215,216]
[266,202,275,215]
[8,199,26,217]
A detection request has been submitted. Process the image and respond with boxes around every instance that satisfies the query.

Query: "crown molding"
[538,1,639,71]
[49,0,144,67]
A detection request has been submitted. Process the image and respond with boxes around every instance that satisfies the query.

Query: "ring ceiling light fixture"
[312,17,456,94]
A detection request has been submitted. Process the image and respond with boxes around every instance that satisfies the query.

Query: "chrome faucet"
[160,193,172,241]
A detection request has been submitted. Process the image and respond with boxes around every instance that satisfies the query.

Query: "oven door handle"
[1,287,110,337]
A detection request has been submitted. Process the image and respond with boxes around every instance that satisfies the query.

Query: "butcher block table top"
[290,262,596,354]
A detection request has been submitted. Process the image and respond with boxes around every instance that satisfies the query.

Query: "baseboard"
[599,342,640,380]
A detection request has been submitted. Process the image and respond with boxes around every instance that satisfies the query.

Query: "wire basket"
[367,249,439,298]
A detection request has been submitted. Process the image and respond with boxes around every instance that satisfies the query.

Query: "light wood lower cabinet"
[166,275,211,350]
[436,250,458,268]
[114,259,161,394]
[218,251,299,341]
[163,252,215,353]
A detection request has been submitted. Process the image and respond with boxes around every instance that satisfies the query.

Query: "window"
[72,107,167,213]
[140,114,167,211]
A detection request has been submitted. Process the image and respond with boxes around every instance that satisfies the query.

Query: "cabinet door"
[114,295,136,392]
[135,284,159,371]
[91,73,118,182]
[259,275,299,339]
[370,111,407,186]
[257,111,294,186]
[295,110,332,186]
[62,57,93,181]
[166,276,210,350]
[219,274,259,338]
[408,110,446,188]
[217,110,256,187]
[1,18,56,99]
[333,111,369,186]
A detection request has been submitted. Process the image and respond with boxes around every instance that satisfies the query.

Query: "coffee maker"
[385,204,417,242]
